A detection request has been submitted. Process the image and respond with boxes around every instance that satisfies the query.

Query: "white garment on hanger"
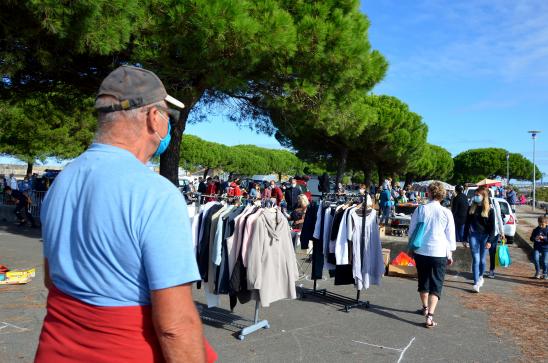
[312,203,323,239]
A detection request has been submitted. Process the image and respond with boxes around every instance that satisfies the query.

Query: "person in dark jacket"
[285,178,301,212]
[464,186,495,293]
[451,185,469,242]
[530,216,548,279]
[506,187,517,212]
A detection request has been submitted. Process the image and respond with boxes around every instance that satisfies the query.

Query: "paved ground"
[0,213,545,362]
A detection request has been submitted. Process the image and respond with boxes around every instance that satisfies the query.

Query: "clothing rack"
[300,193,370,312]
[188,194,271,340]
[198,300,270,341]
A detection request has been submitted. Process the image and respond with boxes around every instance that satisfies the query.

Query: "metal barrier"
[1,190,48,219]
[29,190,47,218]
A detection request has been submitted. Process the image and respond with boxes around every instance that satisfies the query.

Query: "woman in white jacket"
[409,182,456,328]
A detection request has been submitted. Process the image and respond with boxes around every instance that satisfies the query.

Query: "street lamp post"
[528,130,542,211]
[506,152,510,186]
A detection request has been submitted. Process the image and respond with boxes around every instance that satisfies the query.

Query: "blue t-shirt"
[41,143,200,307]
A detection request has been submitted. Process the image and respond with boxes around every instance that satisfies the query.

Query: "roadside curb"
[514,230,533,255]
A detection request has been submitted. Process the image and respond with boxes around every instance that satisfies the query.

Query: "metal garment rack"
[189,192,270,340]
[300,193,370,312]
[198,301,270,341]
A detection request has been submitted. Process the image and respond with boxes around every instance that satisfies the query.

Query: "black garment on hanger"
[334,264,354,285]
[330,207,346,241]
[198,204,223,282]
[300,202,318,249]
[311,203,326,280]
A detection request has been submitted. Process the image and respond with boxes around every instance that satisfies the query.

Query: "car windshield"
[498,200,510,215]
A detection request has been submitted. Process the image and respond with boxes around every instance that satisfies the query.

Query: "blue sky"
[189,0,548,178]
[3,1,547,178]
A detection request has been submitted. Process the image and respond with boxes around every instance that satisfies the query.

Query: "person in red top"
[205,177,217,202]
[269,180,284,206]
[229,179,243,197]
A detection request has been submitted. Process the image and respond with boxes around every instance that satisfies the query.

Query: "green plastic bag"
[496,239,511,267]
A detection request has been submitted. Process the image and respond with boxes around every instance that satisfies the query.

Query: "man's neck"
[97,138,150,164]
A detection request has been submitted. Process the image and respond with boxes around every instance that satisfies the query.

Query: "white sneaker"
[472,284,480,293]
[478,276,484,287]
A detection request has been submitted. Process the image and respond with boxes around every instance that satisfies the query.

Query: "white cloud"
[382,0,548,82]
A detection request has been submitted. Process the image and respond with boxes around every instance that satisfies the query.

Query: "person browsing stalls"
[35,66,216,363]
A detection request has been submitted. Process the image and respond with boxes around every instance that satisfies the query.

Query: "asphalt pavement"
[0,219,530,363]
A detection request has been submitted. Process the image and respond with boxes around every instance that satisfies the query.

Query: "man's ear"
[146,107,160,134]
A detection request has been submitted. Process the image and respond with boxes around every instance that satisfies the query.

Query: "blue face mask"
[473,195,483,204]
[153,115,171,158]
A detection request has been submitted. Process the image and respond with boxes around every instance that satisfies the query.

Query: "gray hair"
[94,97,164,142]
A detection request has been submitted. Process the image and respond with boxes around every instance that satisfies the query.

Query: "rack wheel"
[344,306,349,313]
[238,335,245,341]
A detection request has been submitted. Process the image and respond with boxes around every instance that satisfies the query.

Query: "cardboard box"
[382,248,391,267]
[388,264,417,278]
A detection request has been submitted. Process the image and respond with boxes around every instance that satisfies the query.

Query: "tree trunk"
[278,172,282,182]
[160,95,198,186]
[363,168,372,187]
[335,147,348,187]
[26,161,34,176]
[202,167,210,179]
[377,165,384,186]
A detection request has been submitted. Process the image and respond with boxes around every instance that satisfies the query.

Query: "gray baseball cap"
[95,65,185,115]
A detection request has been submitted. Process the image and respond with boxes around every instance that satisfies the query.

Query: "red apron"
[35,285,217,363]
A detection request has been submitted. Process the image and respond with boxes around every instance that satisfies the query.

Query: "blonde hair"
[298,194,309,208]
[428,182,446,201]
[469,186,490,218]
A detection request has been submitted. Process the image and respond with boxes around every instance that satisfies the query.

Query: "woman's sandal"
[425,314,438,328]
[421,306,429,316]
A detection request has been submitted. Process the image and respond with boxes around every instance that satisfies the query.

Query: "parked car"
[490,197,517,244]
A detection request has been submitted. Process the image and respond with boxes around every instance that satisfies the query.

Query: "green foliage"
[346,95,428,180]
[1,0,387,185]
[452,148,540,184]
[536,187,548,202]
[410,144,454,181]
[180,134,303,177]
[0,88,96,165]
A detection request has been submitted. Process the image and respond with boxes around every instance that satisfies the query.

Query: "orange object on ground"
[391,251,416,267]
[35,285,217,363]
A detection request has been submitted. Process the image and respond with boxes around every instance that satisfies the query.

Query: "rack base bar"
[197,302,270,341]
[300,287,370,312]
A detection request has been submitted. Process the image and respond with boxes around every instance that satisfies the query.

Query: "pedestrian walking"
[3,186,39,228]
[451,185,468,242]
[379,185,393,226]
[35,66,215,362]
[464,186,495,293]
[409,182,456,328]
[530,216,548,279]
[506,187,517,213]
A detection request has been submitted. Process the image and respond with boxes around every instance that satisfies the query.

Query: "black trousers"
[15,206,36,226]
[414,254,447,299]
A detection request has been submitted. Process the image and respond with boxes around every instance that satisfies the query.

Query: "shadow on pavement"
[365,304,425,327]
[0,220,42,239]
